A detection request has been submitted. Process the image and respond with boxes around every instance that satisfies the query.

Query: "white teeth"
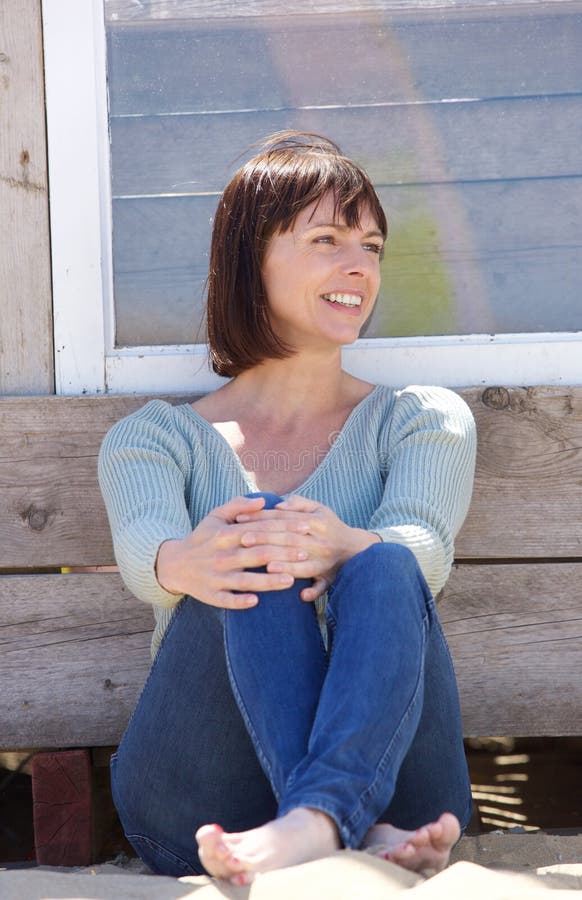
[322,293,362,307]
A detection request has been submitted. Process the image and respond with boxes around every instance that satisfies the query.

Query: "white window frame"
[43,0,582,396]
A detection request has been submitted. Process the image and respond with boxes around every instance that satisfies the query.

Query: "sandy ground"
[1,832,582,899]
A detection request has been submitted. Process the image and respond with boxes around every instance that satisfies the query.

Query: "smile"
[321,293,362,308]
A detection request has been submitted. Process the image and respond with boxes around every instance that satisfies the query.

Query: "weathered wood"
[107,8,582,118]
[111,176,582,345]
[0,394,188,567]
[105,1,582,24]
[111,97,582,196]
[455,387,582,560]
[0,573,152,748]
[441,562,582,737]
[1,388,582,567]
[2,562,582,748]
[0,0,53,395]
[32,749,92,866]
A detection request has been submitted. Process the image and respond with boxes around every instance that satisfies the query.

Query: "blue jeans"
[110,493,472,876]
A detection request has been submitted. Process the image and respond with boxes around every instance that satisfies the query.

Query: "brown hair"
[207,131,387,377]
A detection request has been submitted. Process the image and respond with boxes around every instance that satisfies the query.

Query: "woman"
[99,132,476,885]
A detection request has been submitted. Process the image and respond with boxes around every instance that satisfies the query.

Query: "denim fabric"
[111,492,471,876]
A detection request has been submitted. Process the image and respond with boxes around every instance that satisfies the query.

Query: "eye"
[363,242,385,258]
[314,235,336,246]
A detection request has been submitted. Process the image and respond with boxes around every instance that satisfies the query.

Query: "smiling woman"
[98,131,477,885]
[261,197,381,349]
[206,132,387,376]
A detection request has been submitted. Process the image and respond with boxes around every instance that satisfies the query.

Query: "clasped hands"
[155,494,380,610]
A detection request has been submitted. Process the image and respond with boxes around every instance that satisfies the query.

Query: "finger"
[276,495,322,513]
[235,510,315,533]
[210,591,259,610]
[300,577,328,602]
[239,530,310,549]
[266,558,328,580]
[228,571,295,593]
[235,545,309,567]
[212,495,267,523]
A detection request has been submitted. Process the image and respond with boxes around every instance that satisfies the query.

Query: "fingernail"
[297,550,308,560]
[237,514,250,522]
[277,500,289,508]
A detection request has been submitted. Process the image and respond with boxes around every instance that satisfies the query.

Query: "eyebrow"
[307,221,385,239]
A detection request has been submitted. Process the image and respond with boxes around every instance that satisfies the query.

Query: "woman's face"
[261,192,384,352]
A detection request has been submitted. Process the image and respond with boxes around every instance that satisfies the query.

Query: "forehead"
[293,192,381,233]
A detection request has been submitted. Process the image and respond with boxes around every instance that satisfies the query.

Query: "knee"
[345,540,420,580]
[335,541,432,613]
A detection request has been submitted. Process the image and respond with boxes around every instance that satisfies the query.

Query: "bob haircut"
[207,131,388,377]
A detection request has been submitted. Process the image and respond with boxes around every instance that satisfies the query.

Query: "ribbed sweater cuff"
[116,518,189,608]
[373,525,448,597]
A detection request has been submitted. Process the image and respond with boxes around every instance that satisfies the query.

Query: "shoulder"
[393,385,475,432]
[99,399,196,462]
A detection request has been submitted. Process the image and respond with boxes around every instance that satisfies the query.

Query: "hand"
[235,495,381,602]
[155,495,312,610]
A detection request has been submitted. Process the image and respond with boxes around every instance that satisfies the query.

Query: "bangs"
[242,135,388,242]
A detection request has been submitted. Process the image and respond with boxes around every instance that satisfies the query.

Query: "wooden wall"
[2,386,582,745]
[0,0,53,395]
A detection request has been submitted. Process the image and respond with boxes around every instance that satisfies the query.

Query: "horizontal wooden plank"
[0,573,152,747]
[456,386,582,559]
[106,0,582,22]
[2,562,582,747]
[110,96,582,196]
[111,177,582,345]
[441,562,582,736]
[0,387,581,568]
[0,395,188,568]
[106,8,582,117]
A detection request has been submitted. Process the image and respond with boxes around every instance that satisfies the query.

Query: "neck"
[225,350,351,425]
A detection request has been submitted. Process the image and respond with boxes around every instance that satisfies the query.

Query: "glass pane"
[105,1,582,346]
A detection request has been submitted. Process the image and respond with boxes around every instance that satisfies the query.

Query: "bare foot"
[361,812,460,875]
[196,808,340,885]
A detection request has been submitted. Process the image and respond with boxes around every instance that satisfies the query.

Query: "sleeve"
[368,386,476,597]
[98,400,194,608]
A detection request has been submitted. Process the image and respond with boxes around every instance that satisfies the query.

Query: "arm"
[368,386,476,596]
[99,401,310,609]
[234,387,475,600]
[98,400,193,609]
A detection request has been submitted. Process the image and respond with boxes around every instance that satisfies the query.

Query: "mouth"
[321,292,362,309]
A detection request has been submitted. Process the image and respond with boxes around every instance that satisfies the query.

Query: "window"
[43,0,582,394]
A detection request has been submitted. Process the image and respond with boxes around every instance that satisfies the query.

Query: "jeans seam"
[344,611,430,843]
[223,619,281,801]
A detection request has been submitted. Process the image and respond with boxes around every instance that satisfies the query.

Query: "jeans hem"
[125,832,203,877]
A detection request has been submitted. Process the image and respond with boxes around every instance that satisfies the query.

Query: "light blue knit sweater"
[98,385,476,656]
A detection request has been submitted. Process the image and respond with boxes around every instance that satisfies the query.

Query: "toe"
[230,871,255,886]
[408,827,431,849]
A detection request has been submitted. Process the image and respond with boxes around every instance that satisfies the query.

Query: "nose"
[340,243,373,277]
